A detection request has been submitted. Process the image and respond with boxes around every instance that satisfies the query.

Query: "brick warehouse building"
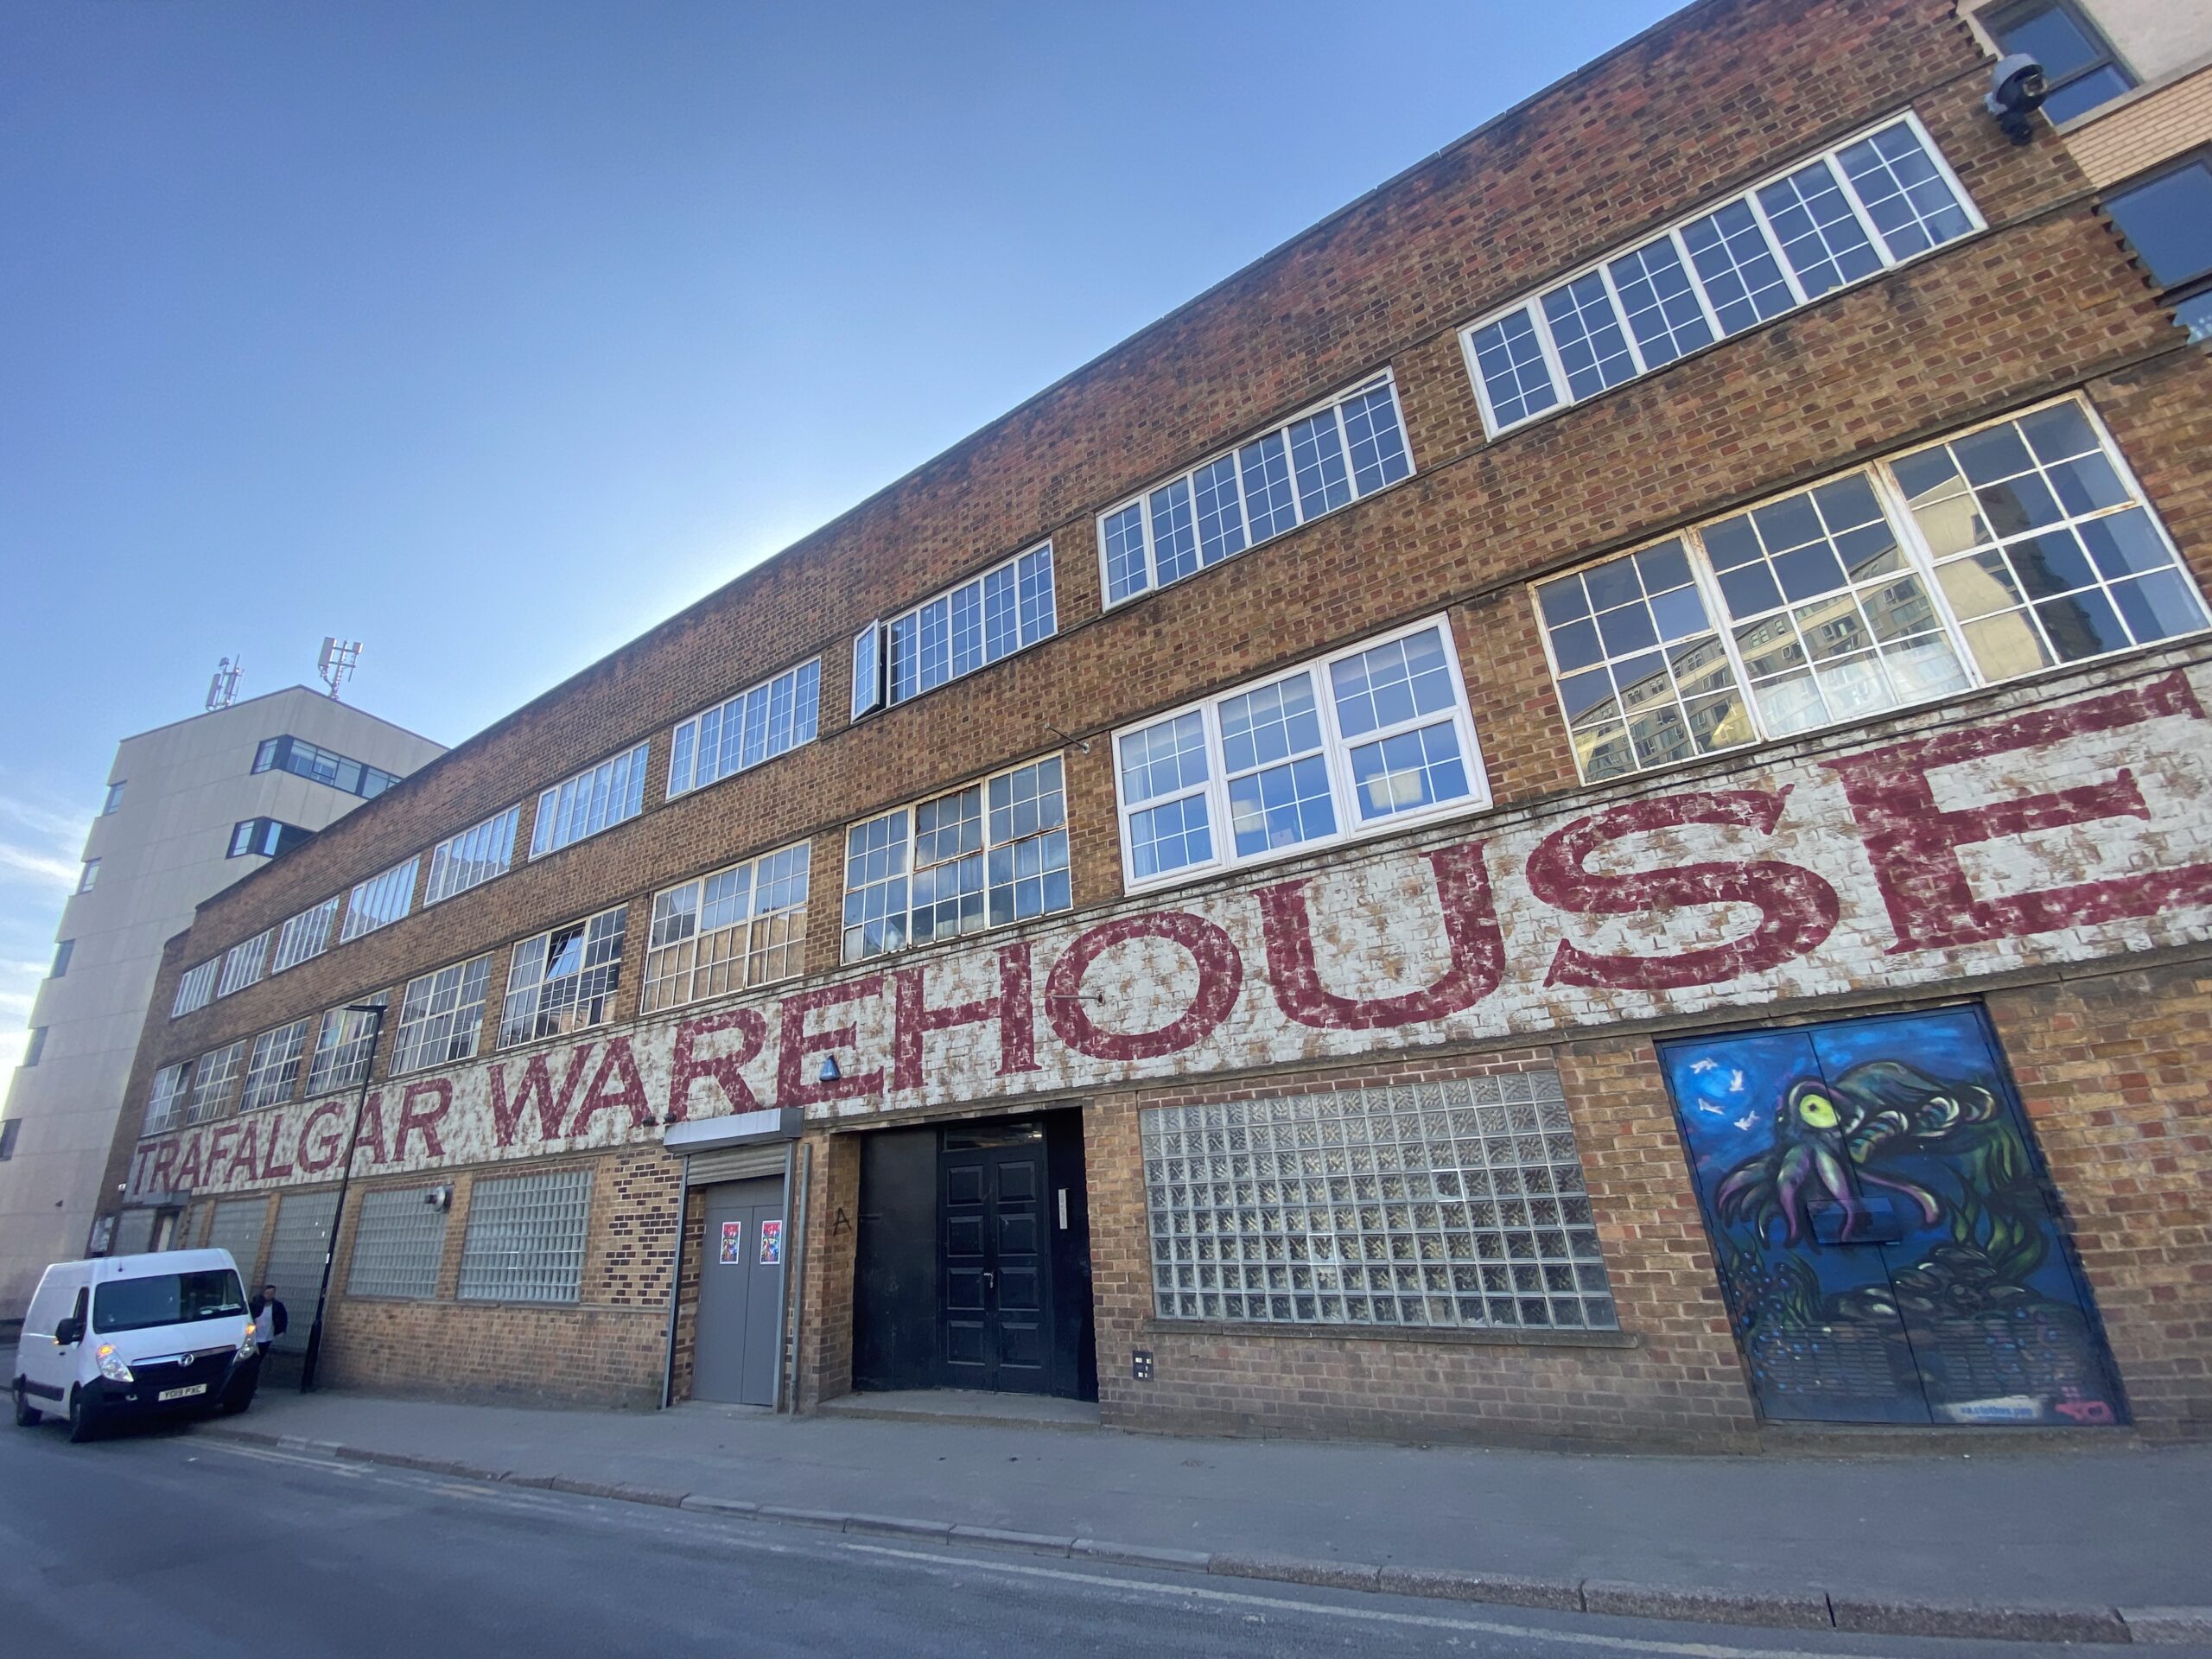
[60,0,2212,1447]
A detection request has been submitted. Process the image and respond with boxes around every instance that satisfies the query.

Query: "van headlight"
[236,1324,257,1361]
[95,1343,134,1382]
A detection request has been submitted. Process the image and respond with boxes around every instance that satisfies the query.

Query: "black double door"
[941,1133,1049,1392]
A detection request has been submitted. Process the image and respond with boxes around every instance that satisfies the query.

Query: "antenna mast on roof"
[317,637,362,702]
[205,656,243,712]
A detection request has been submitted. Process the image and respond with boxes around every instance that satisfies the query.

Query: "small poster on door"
[759,1219,783,1265]
[719,1220,742,1264]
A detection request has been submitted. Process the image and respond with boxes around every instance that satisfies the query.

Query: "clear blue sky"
[0,0,1679,1078]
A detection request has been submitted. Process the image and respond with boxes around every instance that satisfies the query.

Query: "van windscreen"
[92,1269,247,1334]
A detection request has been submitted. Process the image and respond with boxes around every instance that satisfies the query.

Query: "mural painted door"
[1660,1007,2123,1427]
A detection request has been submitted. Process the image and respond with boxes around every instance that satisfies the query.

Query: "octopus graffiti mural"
[1661,1008,2123,1427]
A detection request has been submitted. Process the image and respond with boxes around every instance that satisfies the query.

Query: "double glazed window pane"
[1222,672,1334,857]
[1121,712,1214,880]
[1757,159,1879,299]
[1837,124,1974,261]
[1330,627,1470,821]
[1681,200,1795,335]
[842,811,911,960]
[1541,271,1637,399]
[1470,308,1559,429]
[1609,238,1713,369]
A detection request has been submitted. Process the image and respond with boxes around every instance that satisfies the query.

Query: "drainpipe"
[658,1161,687,1410]
[780,1141,811,1413]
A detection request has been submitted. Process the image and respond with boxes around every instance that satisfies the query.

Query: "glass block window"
[391,955,493,1076]
[1985,0,2135,124]
[1534,397,2206,782]
[499,907,627,1047]
[270,897,340,974]
[861,543,1057,712]
[204,1198,268,1280]
[306,996,386,1096]
[173,959,218,1018]
[1101,373,1412,606]
[458,1169,591,1304]
[217,931,271,997]
[346,1187,448,1300]
[425,806,519,904]
[343,856,419,942]
[185,1040,247,1124]
[240,1019,311,1113]
[1462,113,1977,437]
[531,743,649,858]
[145,1062,193,1135]
[642,842,810,1014]
[669,658,821,798]
[842,756,1071,963]
[1114,617,1484,891]
[1141,1071,1617,1331]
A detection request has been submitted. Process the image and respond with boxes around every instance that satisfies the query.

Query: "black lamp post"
[300,1003,386,1393]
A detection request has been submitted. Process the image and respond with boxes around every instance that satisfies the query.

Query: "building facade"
[77,0,2212,1446]
[0,688,443,1313]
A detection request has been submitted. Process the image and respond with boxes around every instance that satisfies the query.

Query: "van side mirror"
[53,1316,83,1347]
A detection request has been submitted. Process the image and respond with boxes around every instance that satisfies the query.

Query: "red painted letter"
[490,1046,594,1146]
[667,1009,767,1122]
[396,1079,451,1161]
[1045,913,1242,1061]
[892,943,1040,1091]
[778,976,884,1108]
[570,1038,653,1136]
[295,1103,346,1173]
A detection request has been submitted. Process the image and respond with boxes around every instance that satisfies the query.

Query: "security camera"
[1986,52,2047,144]
[424,1185,453,1210]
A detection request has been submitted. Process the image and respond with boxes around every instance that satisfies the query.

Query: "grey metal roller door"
[262,1190,340,1352]
[684,1143,789,1186]
[205,1198,270,1281]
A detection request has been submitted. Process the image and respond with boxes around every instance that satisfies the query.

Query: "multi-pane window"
[457,1170,592,1304]
[306,997,387,1096]
[391,956,493,1076]
[2105,156,2212,345]
[342,856,419,943]
[843,757,1071,962]
[499,908,627,1047]
[217,931,272,998]
[1985,0,2135,124]
[1535,398,2207,782]
[270,898,340,974]
[1101,373,1413,606]
[642,843,810,1013]
[102,780,125,815]
[145,1063,193,1135]
[531,744,648,858]
[1463,114,1978,437]
[229,817,311,859]
[855,544,1057,715]
[185,1040,247,1124]
[252,735,402,799]
[668,659,821,798]
[240,1019,312,1112]
[1141,1072,1617,1331]
[425,806,519,904]
[173,959,218,1018]
[346,1187,448,1300]
[1115,619,1484,891]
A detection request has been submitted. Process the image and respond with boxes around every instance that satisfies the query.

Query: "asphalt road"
[0,1412,2197,1659]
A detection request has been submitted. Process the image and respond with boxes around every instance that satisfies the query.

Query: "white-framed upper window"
[270,897,340,975]
[499,907,627,1048]
[1114,616,1488,893]
[668,659,821,798]
[843,755,1073,962]
[343,856,419,943]
[306,996,386,1096]
[240,1019,312,1112]
[531,744,648,858]
[185,1039,247,1124]
[642,842,810,1014]
[217,930,272,998]
[391,955,493,1076]
[173,958,218,1018]
[144,1062,192,1136]
[1462,112,1980,439]
[1533,397,2209,782]
[425,806,519,905]
[1101,372,1414,608]
[853,543,1056,718]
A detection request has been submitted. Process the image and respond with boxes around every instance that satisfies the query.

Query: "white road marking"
[199,1442,364,1476]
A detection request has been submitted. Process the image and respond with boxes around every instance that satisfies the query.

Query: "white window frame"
[1098,371,1415,609]
[342,856,419,943]
[1530,396,2209,784]
[667,658,822,798]
[641,842,811,1014]
[173,959,218,1018]
[531,742,649,859]
[425,806,520,905]
[240,1018,312,1113]
[391,954,493,1077]
[144,1062,192,1136]
[499,906,628,1049]
[306,996,387,1096]
[270,897,340,975]
[1460,111,1983,440]
[854,542,1057,717]
[185,1039,247,1124]
[217,931,272,998]
[1111,615,1489,896]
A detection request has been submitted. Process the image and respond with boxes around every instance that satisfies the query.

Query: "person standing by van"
[249,1284,287,1357]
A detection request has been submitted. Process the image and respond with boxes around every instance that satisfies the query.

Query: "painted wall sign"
[129,661,2212,1202]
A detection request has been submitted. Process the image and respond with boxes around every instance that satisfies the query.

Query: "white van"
[12,1249,261,1441]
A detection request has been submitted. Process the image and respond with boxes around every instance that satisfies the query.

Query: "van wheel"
[11,1382,40,1427]
[67,1388,99,1443]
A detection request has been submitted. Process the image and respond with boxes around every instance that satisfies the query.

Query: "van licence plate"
[157,1383,207,1402]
